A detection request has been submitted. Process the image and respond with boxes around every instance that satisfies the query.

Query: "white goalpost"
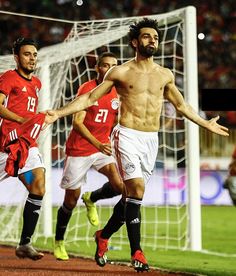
[0,6,201,252]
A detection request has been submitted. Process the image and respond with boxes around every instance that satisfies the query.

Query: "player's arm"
[73,111,112,156]
[44,66,120,125]
[164,69,229,136]
[0,92,26,123]
[45,79,114,125]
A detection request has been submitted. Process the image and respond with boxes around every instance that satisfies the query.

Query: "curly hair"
[128,18,162,50]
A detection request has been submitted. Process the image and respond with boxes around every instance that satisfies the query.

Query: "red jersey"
[3,113,46,177]
[66,79,119,156]
[0,70,41,151]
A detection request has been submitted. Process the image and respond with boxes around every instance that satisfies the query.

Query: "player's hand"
[99,143,112,156]
[42,110,59,129]
[206,116,229,136]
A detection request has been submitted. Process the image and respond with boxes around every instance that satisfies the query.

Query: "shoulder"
[80,79,97,89]
[155,64,174,81]
[32,75,42,87]
[0,70,16,80]
[107,64,123,75]
[106,62,132,78]
[77,79,96,95]
[154,63,172,74]
[0,70,17,91]
[121,59,136,71]
[0,70,17,95]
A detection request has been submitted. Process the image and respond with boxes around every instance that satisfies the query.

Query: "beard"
[138,44,157,57]
[21,67,35,75]
[18,61,36,75]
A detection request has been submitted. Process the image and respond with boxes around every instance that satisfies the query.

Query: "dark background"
[0,0,235,125]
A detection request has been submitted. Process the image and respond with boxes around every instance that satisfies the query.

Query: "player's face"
[97,56,118,79]
[16,45,38,75]
[137,27,159,57]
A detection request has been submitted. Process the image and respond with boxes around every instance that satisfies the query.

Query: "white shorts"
[111,124,159,184]
[60,152,116,190]
[0,147,45,182]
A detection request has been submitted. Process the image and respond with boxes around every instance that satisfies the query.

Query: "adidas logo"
[130,218,140,224]
[22,86,27,92]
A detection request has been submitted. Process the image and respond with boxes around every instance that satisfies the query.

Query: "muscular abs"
[117,66,166,132]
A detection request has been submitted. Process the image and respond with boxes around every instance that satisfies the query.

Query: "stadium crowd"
[0,0,235,126]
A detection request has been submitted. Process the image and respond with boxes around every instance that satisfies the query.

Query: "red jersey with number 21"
[66,79,119,156]
[0,70,41,151]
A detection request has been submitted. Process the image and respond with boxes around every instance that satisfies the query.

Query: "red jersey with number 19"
[66,79,119,156]
[0,70,41,151]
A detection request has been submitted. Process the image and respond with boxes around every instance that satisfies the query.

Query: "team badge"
[125,162,135,174]
[111,98,119,110]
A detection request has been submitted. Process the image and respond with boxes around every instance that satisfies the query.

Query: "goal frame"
[38,5,201,251]
[0,5,201,251]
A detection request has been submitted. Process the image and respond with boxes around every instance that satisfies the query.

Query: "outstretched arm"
[45,79,114,125]
[164,73,229,137]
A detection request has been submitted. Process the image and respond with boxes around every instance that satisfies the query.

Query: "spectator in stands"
[0,1,235,128]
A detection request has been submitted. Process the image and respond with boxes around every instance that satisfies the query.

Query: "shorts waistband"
[115,124,158,137]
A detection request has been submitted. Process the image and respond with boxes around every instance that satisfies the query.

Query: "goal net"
[0,6,201,253]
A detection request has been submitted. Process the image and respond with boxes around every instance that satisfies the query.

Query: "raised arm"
[164,69,229,137]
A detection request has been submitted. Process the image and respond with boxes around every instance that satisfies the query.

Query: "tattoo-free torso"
[110,59,172,132]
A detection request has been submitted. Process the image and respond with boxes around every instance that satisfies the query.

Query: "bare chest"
[120,71,166,97]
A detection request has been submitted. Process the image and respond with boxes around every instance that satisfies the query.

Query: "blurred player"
[223,146,236,205]
[53,52,124,261]
[45,18,229,272]
[0,37,45,260]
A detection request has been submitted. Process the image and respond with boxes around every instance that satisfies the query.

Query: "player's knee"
[64,191,79,209]
[125,181,144,199]
[129,190,144,199]
[29,172,45,196]
[32,179,45,196]
[64,198,77,210]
